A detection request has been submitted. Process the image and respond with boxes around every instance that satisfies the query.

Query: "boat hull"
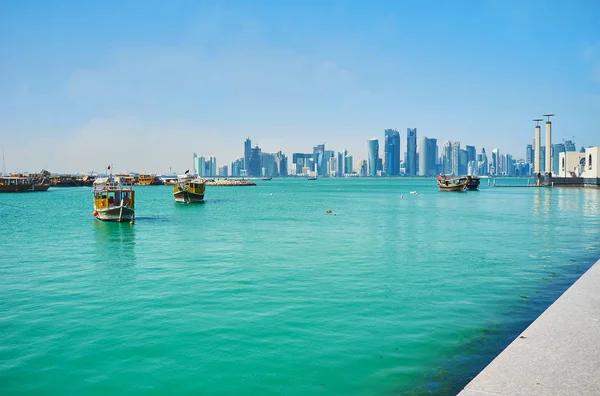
[95,206,135,222]
[438,184,467,192]
[174,190,204,203]
[0,183,50,193]
[466,176,481,190]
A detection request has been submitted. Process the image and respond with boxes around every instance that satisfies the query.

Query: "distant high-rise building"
[427,138,438,176]
[526,144,533,165]
[466,145,476,164]
[336,152,344,177]
[406,128,417,176]
[539,146,546,173]
[564,140,576,152]
[459,149,468,175]
[292,153,313,176]
[274,151,288,177]
[359,159,368,176]
[384,129,401,176]
[261,153,276,177]
[451,141,461,176]
[491,149,500,176]
[552,144,566,175]
[477,148,488,176]
[442,141,452,175]
[345,155,353,175]
[193,153,198,174]
[208,156,217,177]
[197,155,206,176]
[418,136,428,176]
[244,138,251,172]
[367,138,379,176]
[231,159,243,177]
[218,165,228,177]
[248,146,262,177]
[313,144,326,176]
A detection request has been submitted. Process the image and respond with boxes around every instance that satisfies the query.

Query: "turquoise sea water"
[1,178,599,395]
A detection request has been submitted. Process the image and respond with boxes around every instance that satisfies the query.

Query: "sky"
[1,0,599,174]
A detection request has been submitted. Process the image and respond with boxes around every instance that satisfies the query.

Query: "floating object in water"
[326,210,332,213]
[410,191,418,195]
[400,195,404,199]
[270,193,273,196]
[93,210,98,217]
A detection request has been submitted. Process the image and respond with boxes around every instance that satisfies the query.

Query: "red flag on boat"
[185,169,190,174]
[108,165,111,170]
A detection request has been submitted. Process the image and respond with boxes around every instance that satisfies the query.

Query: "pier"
[459,258,600,395]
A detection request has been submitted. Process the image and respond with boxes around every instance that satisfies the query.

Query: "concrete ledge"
[458,259,600,396]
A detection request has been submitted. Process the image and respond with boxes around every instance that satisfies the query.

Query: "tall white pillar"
[545,121,552,174]
[534,125,541,174]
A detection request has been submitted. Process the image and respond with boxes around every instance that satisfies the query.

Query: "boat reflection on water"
[93,221,136,268]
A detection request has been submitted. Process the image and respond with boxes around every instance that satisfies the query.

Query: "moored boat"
[93,176,135,222]
[436,175,468,191]
[136,174,162,185]
[174,174,206,203]
[466,176,481,190]
[0,174,50,192]
[307,176,318,180]
[261,177,273,181]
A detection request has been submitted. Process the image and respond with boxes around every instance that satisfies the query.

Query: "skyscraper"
[418,136,428,176]
[367,138,379,176]
[459,149,468,175]
[451,141,461,176]
[313,144,326,176]
[384,129,400,176]
[406,128,417,176]
[337,152,344,177]
[552,144,565,175]
[197,156,206,177]
[491,149,499,176]
[244,138,251,172]
[345,155,353,175]
[478,148,488,176]
[526,144,533,165]
[427,138,438,176]
[248,146,262,177]
[442,141,452,175]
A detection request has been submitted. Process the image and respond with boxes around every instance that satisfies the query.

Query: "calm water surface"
[1,178,599,395]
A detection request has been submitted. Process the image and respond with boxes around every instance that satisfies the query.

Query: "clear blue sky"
[1,0,599,173]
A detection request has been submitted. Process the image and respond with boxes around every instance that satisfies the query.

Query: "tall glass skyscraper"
[244,138,251,172]
[406,128,417,176]
[418,136,428,176]
[491,148,500,176]
[427,138,438,176]
[384,129,400,176]
[313,144,326,176]
[451,141,461,175]
[367,138,379,176]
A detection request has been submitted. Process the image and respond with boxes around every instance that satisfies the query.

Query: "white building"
[558,146,599,180]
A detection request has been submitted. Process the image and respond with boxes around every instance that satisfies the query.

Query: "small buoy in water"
[410,191,418,195]
[130,220,134,225]
[326,210,332,213]
[93,210,98,217]
[400,195,404,199]
[270,193,273,196]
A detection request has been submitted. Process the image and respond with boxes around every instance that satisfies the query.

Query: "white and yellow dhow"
[93,170,135,223]
[174,171,206,204]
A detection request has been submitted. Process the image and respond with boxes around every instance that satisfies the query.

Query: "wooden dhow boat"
[93,176,135,222]
[0,174,50,192]
[174,173,206,203]
[466,176,481,190]
[436,175,469,191]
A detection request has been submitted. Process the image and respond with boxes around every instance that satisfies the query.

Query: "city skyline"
[1,1,599,173]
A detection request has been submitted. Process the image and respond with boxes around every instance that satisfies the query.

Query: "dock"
[459,258,600,395]
[205,179,256,186]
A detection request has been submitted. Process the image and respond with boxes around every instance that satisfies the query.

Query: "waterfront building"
[367,138,379,176]
[526,144,533,166]
[418,136,428,176]
[451,141,460,176]
[427,138,438,176]
[218,166,228,177]
[248,146,262,177]
[359,159,367,176]
[384,129,401,176]
[193,153,198,174]
[466,145,476,165]
[459,149,468,176]
[345,155,353,175]
[491,149,500,176]
[539,146,546,173]
[244,138,251,173]
[442,141,452,175]
[231,159,243,177]
[209,156,217,177]
[552,144,566,175]
[406,128,417,176]
[292,153,313,176]
[505,154,514,176]
[337,152,344,177]
[467,160,477,176]
[197,156,206,177]
[313,144,326,177]
[477,148,488,176]
[274,151,288,177]
[261,153,276,177]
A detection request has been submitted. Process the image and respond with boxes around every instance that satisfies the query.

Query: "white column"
[545,121,552,174]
